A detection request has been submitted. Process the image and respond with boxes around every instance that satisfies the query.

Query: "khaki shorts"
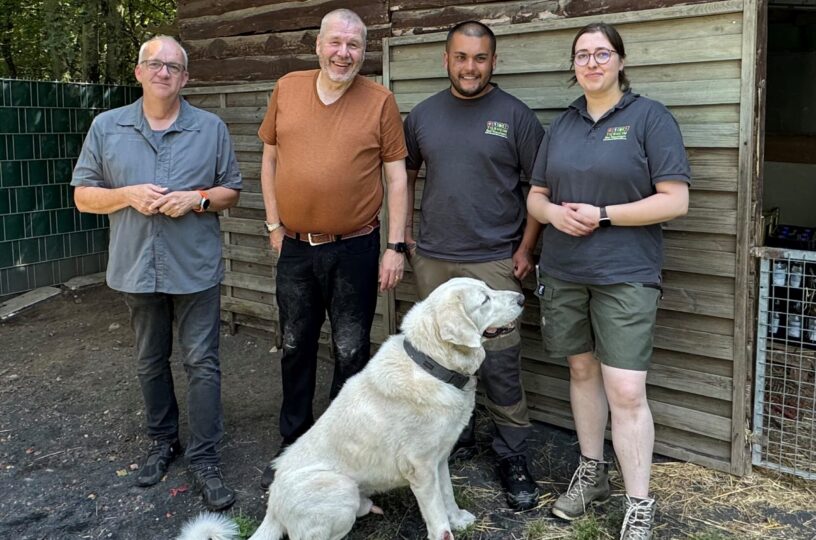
[536,270,661,371]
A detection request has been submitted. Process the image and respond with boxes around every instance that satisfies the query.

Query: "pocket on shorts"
[534,272,558,351]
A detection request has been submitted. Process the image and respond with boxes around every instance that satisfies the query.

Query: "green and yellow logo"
[485,121,509,138]
[603,125,630,141]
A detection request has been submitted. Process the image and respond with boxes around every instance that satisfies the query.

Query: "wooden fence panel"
[385,0,756,474]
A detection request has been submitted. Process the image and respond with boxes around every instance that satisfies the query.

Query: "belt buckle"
[307,233,331,246]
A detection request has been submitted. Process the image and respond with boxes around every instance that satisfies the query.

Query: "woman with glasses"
[526,22,690,540]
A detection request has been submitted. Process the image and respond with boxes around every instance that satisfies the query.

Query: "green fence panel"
[0,80,141,299]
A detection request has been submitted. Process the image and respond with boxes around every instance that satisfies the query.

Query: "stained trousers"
[275,231,380,443]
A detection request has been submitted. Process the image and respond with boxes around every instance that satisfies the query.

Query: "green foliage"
[0,0,176,83]
[232,511,261,540]
[571,513,609,540]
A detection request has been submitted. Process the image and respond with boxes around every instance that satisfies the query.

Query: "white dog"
[178,277,525,540]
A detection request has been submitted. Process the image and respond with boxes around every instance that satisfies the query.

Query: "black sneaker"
[136,439,182,487]
[260,443,290,490]
[189,464,236,511]
[497,455,540,511]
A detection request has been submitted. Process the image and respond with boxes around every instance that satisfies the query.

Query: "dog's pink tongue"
[486,326,498,332]
[371,505,383,515]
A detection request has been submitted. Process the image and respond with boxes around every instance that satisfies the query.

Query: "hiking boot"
[619,495,656,540]
[136,439,182,487]
[190,464,236,511]
[552,455,611,520]
[260,443,290,490]
[497,455,540,511]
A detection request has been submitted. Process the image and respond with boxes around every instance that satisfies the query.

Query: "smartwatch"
[194,190,210,213]
[386,242,408,254]
[599,206,612,228]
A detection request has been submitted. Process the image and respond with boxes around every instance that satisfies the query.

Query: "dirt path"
[1,285,813,540]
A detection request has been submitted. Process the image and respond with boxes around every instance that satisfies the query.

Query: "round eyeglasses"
[573,49,617,67]
[141,60,186,76]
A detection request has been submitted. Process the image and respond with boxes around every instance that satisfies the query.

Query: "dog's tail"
[176,512,239,540]
[246,513,285,540]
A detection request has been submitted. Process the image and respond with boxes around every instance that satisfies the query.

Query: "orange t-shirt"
[258,70,407,235]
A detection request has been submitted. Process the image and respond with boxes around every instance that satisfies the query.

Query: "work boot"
[190,464,236,511]
[619,495,656,540]
[552,454,611,520]
[497,455,540,511]
[260,442,290,490]
[136,439,182,487]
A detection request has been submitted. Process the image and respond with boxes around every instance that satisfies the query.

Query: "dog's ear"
[438,298,482,348]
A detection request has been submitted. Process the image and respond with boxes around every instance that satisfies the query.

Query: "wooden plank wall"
[177,0,717,85]
[181,82,390,346]
[386,0,756,474]
[178,0,758,475]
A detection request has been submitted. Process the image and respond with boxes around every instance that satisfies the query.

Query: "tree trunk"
[81,0,101,82]
[0,11,17,78]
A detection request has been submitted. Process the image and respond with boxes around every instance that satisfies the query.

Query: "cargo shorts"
[535,270,661,371]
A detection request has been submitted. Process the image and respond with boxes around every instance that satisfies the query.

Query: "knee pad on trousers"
[479,343,523,407]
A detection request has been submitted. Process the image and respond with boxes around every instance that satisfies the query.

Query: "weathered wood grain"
[391,0,560,35]
[189,53,382,84]
[180,0,389,40]
[185,25,390,61]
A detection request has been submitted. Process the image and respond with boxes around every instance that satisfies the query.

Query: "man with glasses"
[402,21,544,511]
[72,35,242,511]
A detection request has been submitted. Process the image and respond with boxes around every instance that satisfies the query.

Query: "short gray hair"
[319,9,367,44]
[138,36,188,69]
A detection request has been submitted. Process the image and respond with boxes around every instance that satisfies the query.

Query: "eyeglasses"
[141,60,186,76]
[573,49,617,66]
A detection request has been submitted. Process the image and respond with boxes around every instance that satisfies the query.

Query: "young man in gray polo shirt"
[403,21,544,511]
[71,36,242,511]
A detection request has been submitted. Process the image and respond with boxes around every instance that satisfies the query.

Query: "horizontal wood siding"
[177,0,718,84]
[385,0,751,473]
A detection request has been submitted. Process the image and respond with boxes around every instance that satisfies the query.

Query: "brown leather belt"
[285,217,379,246]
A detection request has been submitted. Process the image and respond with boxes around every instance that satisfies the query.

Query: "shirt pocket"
[102,134,154,188]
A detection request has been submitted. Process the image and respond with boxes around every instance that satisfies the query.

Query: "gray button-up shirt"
[72,98,242,294]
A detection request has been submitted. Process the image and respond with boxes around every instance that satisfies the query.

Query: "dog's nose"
[516,294,525,306]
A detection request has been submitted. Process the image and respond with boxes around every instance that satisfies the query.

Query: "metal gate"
[752,246,816,479]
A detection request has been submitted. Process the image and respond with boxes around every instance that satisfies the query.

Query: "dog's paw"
[449,509,476,530]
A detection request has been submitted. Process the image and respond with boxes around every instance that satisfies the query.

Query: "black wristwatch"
[599,206,612,228]
[386,242,408,254]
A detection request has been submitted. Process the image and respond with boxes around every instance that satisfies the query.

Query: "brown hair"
[568,22,630,92]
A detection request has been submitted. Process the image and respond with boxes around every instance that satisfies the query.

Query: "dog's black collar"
[403,339,471,390]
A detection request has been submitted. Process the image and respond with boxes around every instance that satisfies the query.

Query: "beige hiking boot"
[619,495,656,540]
[551,454,611,520]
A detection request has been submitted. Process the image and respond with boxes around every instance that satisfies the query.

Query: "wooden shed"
[177,0,774,476]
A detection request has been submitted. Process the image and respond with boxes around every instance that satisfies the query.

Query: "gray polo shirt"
[531,91,691,285]
[404,86,544,262]
[71,98,242,294]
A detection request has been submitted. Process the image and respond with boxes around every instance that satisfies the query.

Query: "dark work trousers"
[410,253,532,459]
[124,284,223,466]
[275,230,380,444]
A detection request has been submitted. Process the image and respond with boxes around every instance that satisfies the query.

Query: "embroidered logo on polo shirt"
[485,121,509,139]
[603,125,630,141]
